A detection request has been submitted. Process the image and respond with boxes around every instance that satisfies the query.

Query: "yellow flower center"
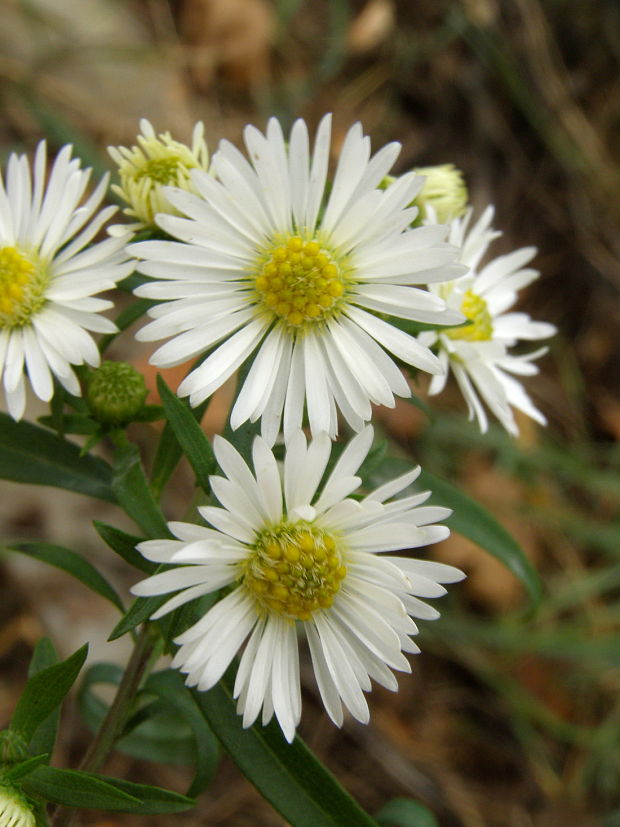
[135,156,183,185]
[0,246,48,328]
[254,235,346,328]
[446,289,493,341]
[243,523,346,621]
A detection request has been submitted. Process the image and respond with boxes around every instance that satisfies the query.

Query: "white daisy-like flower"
[418,206,556,435]
[0,142,133,420]
[130,115,466,444]
[0,784,36,827]
[107,119,209,235]
[132,427,464,743]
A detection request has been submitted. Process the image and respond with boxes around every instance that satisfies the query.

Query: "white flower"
[130,115,466,444]
[418,206,556,435]
[0,142,133,420]
[108,119,209,235]
[0,784,36,827]
[132,427,464,743]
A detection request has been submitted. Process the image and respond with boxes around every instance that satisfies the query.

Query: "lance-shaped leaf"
[27,638,60,757]
[194,680,377,827]
[0,413,115,501]
[93,521,155,574]
[145,670,219,796]
[23,767,195,814]
[111,440,169,538]
[11,645,88,744]
[11,542,124,612]
[157,375,217,493]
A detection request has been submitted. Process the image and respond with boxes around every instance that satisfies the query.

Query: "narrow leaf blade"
[0,413,115,501]
[157,375,217,492]
[111,441,169,537]
[194,680,377,827]
[11,645,88,743]
[11,542,124,611]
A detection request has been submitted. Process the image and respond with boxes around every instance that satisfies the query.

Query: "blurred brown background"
[1,1,619,825]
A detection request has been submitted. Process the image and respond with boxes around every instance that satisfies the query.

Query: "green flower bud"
[0,731,29,767]
[412,163,468,223]
[86,361,148,426]
[0,783,36,827]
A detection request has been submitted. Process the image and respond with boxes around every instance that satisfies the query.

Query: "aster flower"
[418,206,556,435]
[107,119,209,234]
[0,142,133,420]
[0,783,36,827]
[132,427,464,743]
[130,115,466,444]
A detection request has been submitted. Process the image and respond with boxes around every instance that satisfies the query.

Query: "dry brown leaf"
[347,0,395,54]
[180,0,275,91]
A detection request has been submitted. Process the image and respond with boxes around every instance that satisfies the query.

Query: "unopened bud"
[86,361,148,426]
[413,163,468,223]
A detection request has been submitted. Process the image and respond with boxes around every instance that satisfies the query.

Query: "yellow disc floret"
[243,523,346,621]
[446,289,493,341]
[0,246,48,328]
[254,236,346,328]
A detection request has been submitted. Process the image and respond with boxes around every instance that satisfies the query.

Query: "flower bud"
[86,361,148,426]
[412,163,468,223]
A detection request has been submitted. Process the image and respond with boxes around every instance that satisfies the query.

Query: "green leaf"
[157,375,217,493]
[27,638,60,757]
[376,798,439,827]
[23,766,140,810]
[11,542,124,612]
[194,680,377,827]
[3,753,50,782]
[146,670,219,796]
[23,766,195,814]
[150,397,212,498]
[0,413,115,502]
[38,413,98,435]
[111,439,169,537]
[418,468,542,605]
[11,645,88,743]
[93,521,155,574]
[109,595,167,641]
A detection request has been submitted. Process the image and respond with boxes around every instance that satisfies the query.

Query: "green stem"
[51,624,157,826]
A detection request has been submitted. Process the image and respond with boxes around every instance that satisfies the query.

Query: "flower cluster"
[0,115,555,744]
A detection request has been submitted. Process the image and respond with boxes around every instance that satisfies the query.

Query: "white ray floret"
[130,115,467,444]
[0,142,133,420]
[132,427,464,742]
[418,206,556,435]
